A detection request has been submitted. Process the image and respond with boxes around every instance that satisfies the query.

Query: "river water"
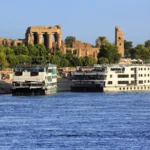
[0,92,150,150]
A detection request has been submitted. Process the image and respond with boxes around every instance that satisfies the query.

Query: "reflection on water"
[0,92,150,149]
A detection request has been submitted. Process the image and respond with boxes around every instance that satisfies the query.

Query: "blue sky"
[0,0,149,46]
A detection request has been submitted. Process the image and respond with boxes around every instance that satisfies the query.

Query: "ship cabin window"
[144,80,146,83]
[15,72,22,76]
[144,68,146,70]
[131,68,134,71]
[48,69,52,73]
[131,74,135,78]
[131,81,135,84]
[141,74,143,77]
[144,74,146,77]
[110,75,112,78]
[139,80,143,84]
[148,80,150,83]
[148,74,150,77]
[118,74,129,78]
[139,74,140,77]
[108,81,112,84]
[138,68,140,70]
[141,68,143,70]
[118,81,129,84]
[30,72,39,76]
[148,68,150,70]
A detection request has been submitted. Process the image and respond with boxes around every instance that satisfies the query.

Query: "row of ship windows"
[120,86,150,90]
[131,68,150,71]
[110,74,150,78]
[108,80,150,84]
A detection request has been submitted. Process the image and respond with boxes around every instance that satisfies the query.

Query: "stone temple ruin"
[25,25,62,50]
[0,25,124,58]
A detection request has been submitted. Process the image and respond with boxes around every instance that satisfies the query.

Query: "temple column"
[57,34,62,49]
[78,49,81,57]
[26,32,33,44]
[86,50,89,56]
[47,33,53,49]
[37,33,42,44]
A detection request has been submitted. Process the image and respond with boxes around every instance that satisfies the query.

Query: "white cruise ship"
[12,63,57,96]
[70,64,150,92]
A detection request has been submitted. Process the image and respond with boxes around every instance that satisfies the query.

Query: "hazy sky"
[0,0,149,46]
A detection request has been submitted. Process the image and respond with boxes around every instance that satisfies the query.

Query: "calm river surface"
[0,92,150,150]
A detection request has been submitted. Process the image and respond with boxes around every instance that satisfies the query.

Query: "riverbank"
[0,80,12,94]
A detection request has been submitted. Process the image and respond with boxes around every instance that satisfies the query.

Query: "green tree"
[27,44,39,56]
[95,36,109,47]
[124,40,133,57]
[71,57,82,66]
[7,55,19,68]
[13,45,29,55]
[130,44,150,61]
[5,47,14,55]
[55,50,65,58]
[17,55,31,64]
[35,44,47,56]
[98,43,121,64]
[97,57,109,64]
[82,56,97,66]
[65,36,76,48]
[60,59,70,67]
[0,52,9,69]
[47,55,61,67]
[145,40,150,49]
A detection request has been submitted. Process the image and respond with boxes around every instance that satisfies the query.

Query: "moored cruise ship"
[70,64,150,92]
[12,63,57,96]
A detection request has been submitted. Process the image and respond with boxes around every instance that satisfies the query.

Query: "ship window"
[141,68,143,70]
[144,68,146,70]
[15,72,22,76]
[144,80,146,83]
[131,81,135,84]
[130,87,132,90]
[120,88,121,90]
[131,74,135,78]
[48,69,52,73]
[139,75,140,77]
[141,74,143,77]
[148,74,149,77]
[110,75,112,78]
[118,81,129,84]
[31,72,39,76]
[108,81,112,84]
[144,74,146,77]
[139,80,143,84]
[118,75,129,78]
[141,87,143,89]
[131,68,134,71]
[139,68,140,70]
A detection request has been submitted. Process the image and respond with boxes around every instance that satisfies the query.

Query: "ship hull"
[12,87,57,96]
